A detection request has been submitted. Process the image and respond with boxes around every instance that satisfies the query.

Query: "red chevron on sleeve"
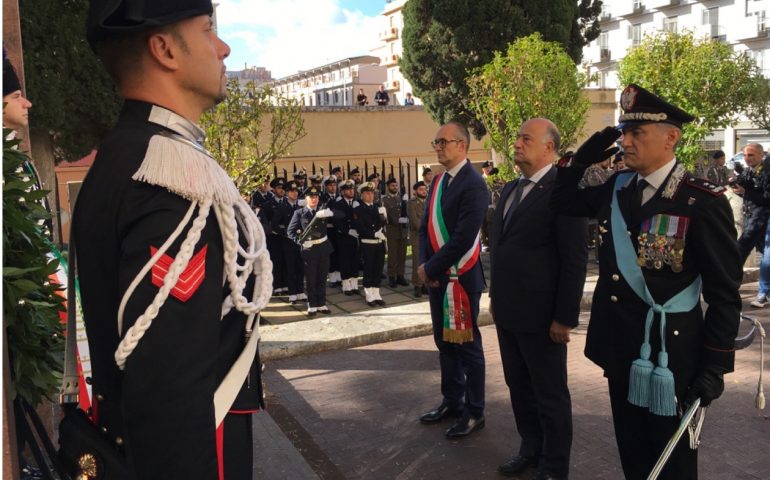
[149,245,207,302]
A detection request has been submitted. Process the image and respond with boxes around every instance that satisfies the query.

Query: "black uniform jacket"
[353,202,385,240]
[74,100,262,479]
[332,197,357,235]
[288,206,333,255]
[490,168,588,333]
[552,163,741,396]
[271,199,300,238]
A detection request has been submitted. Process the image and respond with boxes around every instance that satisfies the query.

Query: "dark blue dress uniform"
[332,183,360,295]
[734,160,770,263]
[353,184,387,305]
[74,101,264,480]
[271,190,304,300]
[265,179,287,293]
[288,191,333,313]
[320,178,341,286]
[552,84,741,480]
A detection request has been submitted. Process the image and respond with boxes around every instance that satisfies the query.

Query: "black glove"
[685,367,725,407]
[572,127,622,167]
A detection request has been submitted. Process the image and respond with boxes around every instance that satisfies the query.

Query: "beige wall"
[278,88,619,174]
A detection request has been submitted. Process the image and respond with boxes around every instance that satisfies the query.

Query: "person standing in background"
[407,181,428,297]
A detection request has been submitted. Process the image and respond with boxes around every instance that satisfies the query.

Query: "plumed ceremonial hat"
[385,177,398,185]
[366,172,380,181]
[331,165,342,174]
[618,83,695,129]
[412,181,426,190]
[87,0,214,45]
[349,166,360,175]
[3,56,21,96]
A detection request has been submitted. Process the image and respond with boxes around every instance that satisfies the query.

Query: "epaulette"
[686,176,727,196]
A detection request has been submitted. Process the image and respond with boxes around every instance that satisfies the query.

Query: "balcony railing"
[386,80,400,91]
[379,27,399,41]
[384,54,400,66]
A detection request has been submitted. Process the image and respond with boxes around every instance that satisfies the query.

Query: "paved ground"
[258,281,770,480]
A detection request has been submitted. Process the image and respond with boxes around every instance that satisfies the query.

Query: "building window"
[663,16,677,34]
[630,24,642,48]
[334,91,339,104]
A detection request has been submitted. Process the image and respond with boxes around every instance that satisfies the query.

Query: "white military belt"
[360,238,383,244]
[306,236,328,246]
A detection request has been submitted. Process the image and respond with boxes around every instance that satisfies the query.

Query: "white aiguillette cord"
[62,213,261,427]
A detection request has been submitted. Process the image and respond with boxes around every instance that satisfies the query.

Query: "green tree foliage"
[745,77,770,132]
[468,34,591,179]
[3,130,65,404]
[200,80,306,196]
[618,31,760,167]
[20,0,122,161]
[400,0,603,138]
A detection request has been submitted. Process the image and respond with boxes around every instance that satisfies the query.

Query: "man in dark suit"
[552,84,741,480]
[490,119,587,480]
[418,122,489,439]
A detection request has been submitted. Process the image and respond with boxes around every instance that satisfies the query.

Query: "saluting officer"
[354,182,387,306]
[288,186,335,316]
[333,180,361,295]
[267,177,288,294]
[272,181,306,304]
[552,84,741,480]
[383,177,409,287]
[74,1,272,477]
[322,176,342,287]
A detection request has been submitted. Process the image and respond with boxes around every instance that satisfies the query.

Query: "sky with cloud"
[216,0,387,79]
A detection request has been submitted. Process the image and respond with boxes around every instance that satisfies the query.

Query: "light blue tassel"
[650,351,677,416]
[628,312,655,407]
[649,314,677,416]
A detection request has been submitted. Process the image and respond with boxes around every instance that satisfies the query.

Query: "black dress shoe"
[367,301,377,307]
[318,308,331,314]
[397,276,409,286]
[388,277,397,288]
[530,471,562,480]
[445,414,484,438]
[375,299,386,306]
[497,455,539,476]
[413,287,422,297]
[306,311,317,317]
[418,403,462,424]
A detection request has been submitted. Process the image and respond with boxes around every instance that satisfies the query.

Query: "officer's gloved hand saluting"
[685,366,725,407]
[571,127,622,168]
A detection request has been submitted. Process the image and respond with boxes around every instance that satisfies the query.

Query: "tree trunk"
[29,129,63,247]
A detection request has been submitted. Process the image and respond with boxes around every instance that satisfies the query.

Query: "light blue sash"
[610,173,701,416]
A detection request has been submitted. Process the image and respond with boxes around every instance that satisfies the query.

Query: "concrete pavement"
[252,258,768,479]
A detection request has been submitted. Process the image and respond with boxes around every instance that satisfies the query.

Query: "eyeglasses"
[431,138,463,148]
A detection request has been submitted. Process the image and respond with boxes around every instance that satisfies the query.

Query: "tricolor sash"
[427,172,481,344]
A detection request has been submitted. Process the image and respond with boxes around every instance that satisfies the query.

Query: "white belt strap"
[360,238,382,245]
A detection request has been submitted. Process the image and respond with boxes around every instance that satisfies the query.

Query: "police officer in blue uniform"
[288,186,334,316]
[552,84,741,480]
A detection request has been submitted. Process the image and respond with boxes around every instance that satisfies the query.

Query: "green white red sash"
[427,171,481,344]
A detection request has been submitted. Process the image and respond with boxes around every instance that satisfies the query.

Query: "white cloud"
[216,0,383,78]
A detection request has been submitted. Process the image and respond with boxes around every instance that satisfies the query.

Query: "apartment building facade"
[370,0,420,106]
[269,56,386,107]
[583,0,770,155]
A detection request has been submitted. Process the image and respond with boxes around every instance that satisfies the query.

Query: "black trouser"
[738,215,767,264]
[337,234,359,280]
[267,234,285,290]
[281,237,304,295]
[428,288,485,418]
[496,326,572,478]
[221,413,254,479]
[301,242,330,308]
[327,227,339,274]
[608,378,697,480]
[360,242,385,288]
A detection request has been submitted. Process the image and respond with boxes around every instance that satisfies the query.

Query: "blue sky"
[216,0,387,79]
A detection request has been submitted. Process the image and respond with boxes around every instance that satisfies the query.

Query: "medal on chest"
[636,214,690,272]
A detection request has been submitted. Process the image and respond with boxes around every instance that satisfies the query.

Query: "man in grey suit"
[489,118,588,480]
